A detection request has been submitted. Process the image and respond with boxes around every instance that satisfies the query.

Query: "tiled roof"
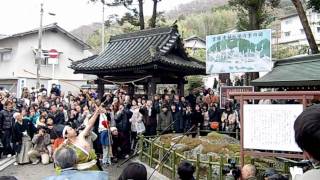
[0,23,91,50]
[71,26,205,75]
[252,54,320,87]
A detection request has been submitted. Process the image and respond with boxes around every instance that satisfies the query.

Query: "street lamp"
[36,3,55,89]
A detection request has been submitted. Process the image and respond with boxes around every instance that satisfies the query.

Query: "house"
[0,23,93,97]
[183,35,206,49]
[277,10,320,46]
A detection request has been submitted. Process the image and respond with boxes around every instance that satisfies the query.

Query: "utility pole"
[36,3,43,89]
[101,1,105,53]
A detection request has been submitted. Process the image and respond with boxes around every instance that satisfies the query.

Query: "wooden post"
[172,150,177,179]
[149,141,153,166]
[219,155,224,180]
[177,76,185,97]
[240,95,244,167]
[97,75,105,100]
[208,155,213,180]
[147,77,156,100]
[128,83,135,98]
[139,135,144,161]
[160,143,165,173]
[196,153,200,180]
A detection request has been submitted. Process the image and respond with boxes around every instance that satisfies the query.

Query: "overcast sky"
[0,0,194,35]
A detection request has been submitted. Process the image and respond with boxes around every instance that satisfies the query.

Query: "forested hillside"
[71,0,296,53]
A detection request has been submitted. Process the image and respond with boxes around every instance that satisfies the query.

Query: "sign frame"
[229,91,320,167]
[220,86,254,109]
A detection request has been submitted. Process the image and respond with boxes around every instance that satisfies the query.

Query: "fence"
[138,134,235,180]
[138,132,292,180]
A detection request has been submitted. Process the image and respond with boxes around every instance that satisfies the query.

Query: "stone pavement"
[0,158,168,180]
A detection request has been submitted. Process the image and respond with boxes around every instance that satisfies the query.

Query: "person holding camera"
[28,127,51,165]
[291,104,320,180]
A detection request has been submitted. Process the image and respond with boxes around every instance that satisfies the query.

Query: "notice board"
[243,104,303,152]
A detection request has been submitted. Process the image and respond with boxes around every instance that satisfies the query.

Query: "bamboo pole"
[172,150,177,179]
[208,155,213,180]
[196,154,200,180]
[139,135,144,161]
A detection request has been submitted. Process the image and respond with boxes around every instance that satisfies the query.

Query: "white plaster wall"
[184,39,206,49]
[0,29,93,92]
[0,38,19,78]
[279,11,320,44]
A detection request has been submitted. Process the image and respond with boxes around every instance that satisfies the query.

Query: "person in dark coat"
[0,101,16,157]
[140,100,157,136]
[12,112,36,164]
[48,104,65,125]
[178,160,196,180]
[114,104,132,158]
[50,84,61,97]
[183,105,192,133]
[157,107,173,134]
[208,104,221,130]
[190,104,203,138]
[171,105,183,133]
[185,92,196,109]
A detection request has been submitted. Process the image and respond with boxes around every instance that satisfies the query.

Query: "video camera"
[289,160,313,173]
[222,159,241,179]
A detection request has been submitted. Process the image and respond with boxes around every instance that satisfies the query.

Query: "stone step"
[0,155,16,171]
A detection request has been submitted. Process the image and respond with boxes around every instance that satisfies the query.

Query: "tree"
[229,0,280,83]
[292,0,319,54]
[90,0,145,29]
[308,0,320,12]
[138,0,145,29]
[149,0,162,28]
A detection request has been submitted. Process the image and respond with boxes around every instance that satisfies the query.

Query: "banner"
[206,29,272,74]
[220,86,253,109]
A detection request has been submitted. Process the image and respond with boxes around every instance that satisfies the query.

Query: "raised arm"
[79,108,100,138]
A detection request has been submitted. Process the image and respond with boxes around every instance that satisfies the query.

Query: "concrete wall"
[279,10,320,45]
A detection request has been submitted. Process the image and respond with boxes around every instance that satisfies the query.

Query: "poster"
[206,29,273,74]
[220,86,253,109]
[243,104,303,152]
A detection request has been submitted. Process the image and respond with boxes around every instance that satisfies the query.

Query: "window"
[318,27,320,33]
[285,20,292,24]
[284,32,291,37]
[300,29,305,34]
[33,50,49,65]
[0,49,12,61]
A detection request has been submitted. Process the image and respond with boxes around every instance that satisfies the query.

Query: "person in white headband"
[56,106,103,173]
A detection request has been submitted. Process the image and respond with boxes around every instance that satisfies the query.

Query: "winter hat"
[110,127,117,132]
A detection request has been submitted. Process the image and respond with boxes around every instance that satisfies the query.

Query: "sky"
[0,0,194,35]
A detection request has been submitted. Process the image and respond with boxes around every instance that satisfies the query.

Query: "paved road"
[1,158,168,180]
[1,160,129,180]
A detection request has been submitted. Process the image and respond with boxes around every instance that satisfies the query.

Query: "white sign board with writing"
[243,104,303,152]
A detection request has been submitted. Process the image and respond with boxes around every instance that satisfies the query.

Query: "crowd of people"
[0,83,319,180]
[0,84,241,167]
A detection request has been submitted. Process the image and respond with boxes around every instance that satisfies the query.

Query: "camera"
[222,159,241,179]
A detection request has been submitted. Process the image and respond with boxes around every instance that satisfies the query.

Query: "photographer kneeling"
[292,104,320,180]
